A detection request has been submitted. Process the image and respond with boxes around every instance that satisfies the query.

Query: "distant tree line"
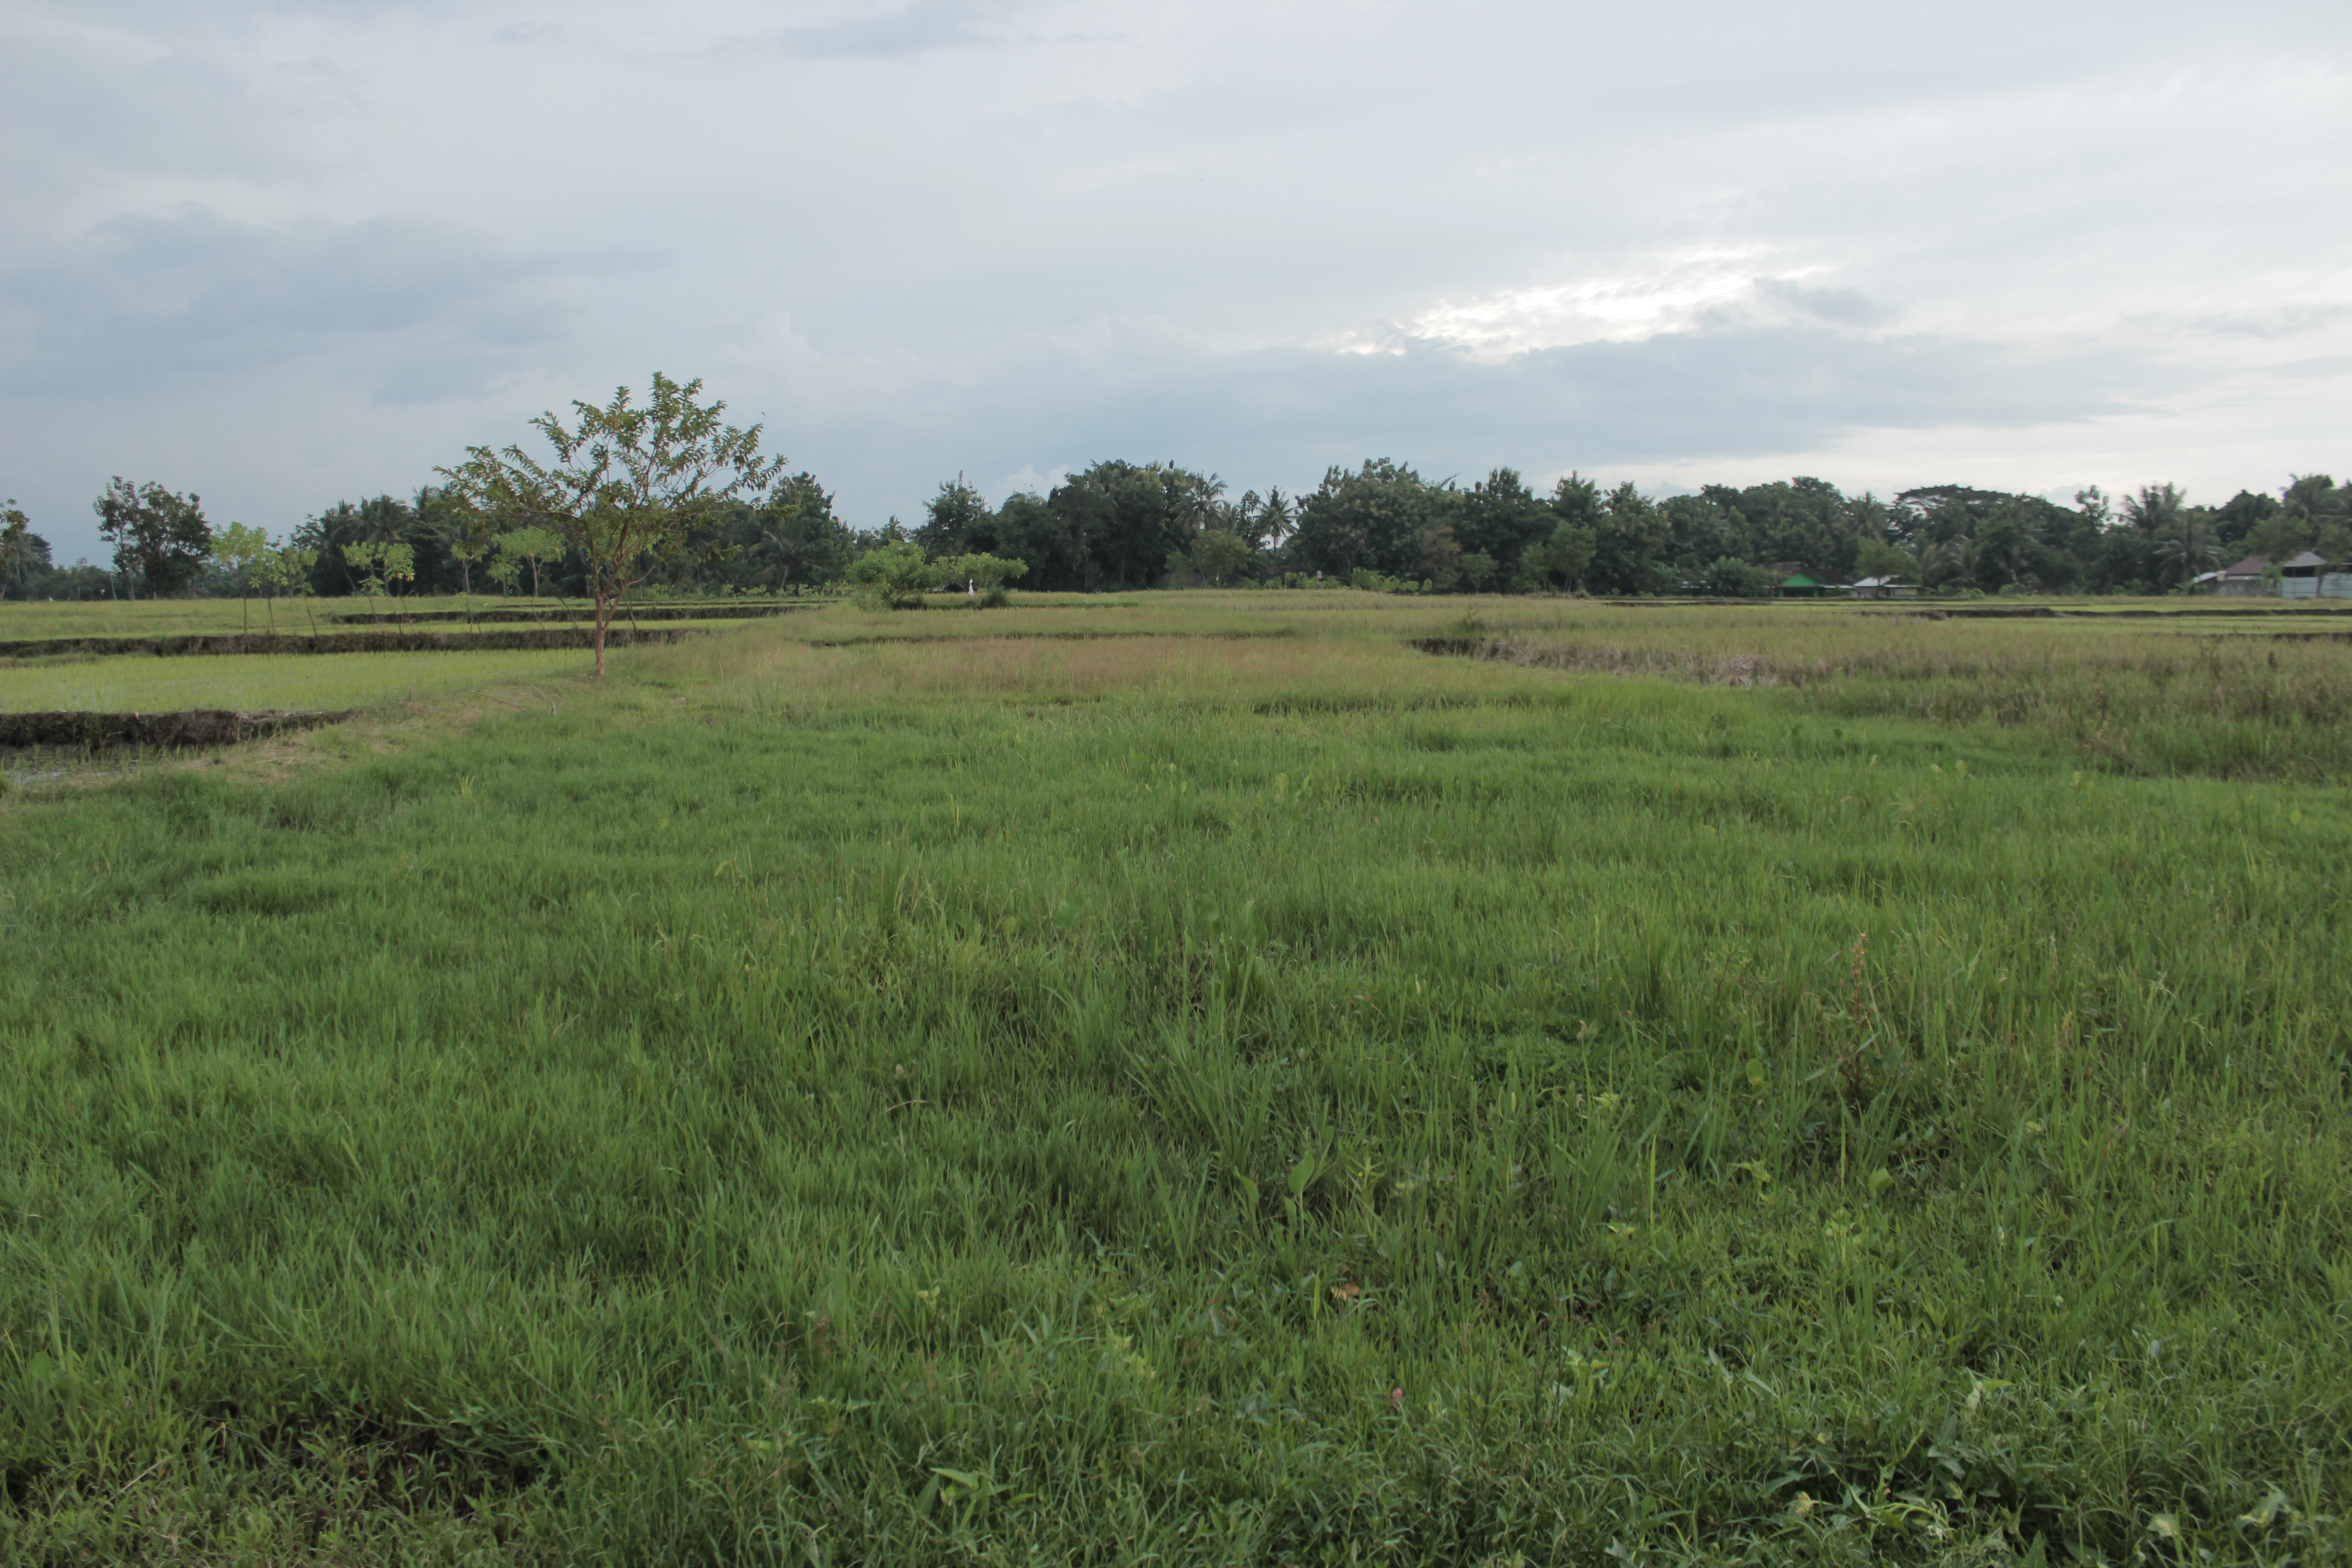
[898,462,2352,598]
[5,463,2347,602]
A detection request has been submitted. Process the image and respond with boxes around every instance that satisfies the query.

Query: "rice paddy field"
[0,596,511,641]
[0,594,2347,1565]
[0,595,797,642]
[0,649,595,719]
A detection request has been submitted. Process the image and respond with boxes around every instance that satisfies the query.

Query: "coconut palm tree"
[0,500,32,596]
[2156,515,2220,590]
[1918,538,1974,591]
[2122,482,2187,536]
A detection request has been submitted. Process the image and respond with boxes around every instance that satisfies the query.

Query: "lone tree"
[94,478,212,598]
[441,373,785,674]
[211,522,273,628]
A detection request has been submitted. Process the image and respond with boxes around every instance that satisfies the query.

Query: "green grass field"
[0,595,541,640]
[1,595,2346,1564]
[0,595,804,642]
[0,649,597,718]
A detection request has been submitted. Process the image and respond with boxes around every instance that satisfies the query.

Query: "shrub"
[848,542,943,609]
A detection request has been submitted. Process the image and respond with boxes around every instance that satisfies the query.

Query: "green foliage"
[0,499,34,594]
[2123,481,2189,535]
[735,475,851,593]
[341,539,416,597]
[210,522,276,628]
[1520,516,1597,593]
[248,544,318,632]
[430,488,498,598]
[1220,486,1294,553]
[1852,534,1918,582]
[1005,461,1226,591]
[938,552,1028,595]
[1414,523,1462,588]
[1455,468,1551,582]
[1699,554,1772,597]
[914,475,992,559]
[848,540,944,607]
[93,476,212,598]
[441,372,788,672]
[1583,480,1669,595]
[2155,513,2223,589]
[490,526,564,599]
[1190,529,1256,588]
[295,494,417,597]
[210,521,271,584]
[1293,458,1456,582]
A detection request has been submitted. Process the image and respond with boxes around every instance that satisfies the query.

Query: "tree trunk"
[593,587,609,676]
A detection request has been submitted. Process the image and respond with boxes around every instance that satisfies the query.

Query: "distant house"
[1755,562,1833,598]
[2212,555,2275,597]
[1851,574,1917,600]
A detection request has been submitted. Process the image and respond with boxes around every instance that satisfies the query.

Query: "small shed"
[2212,554,2274,597]
[1774,570,1834,598]
[1851,574,1917,600]
[2279,550,2339,599]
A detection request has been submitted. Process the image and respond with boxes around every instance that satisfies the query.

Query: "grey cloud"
[2184,304,2352,340]
[2251,354,2352,381]
[1085,332,2150,472]
[491,21,567,47]
[1743,279,1899,331]
[740,0,1021,60]
[0,210,654,402]
[5,0,2344,555]
[0,35,330,193]
[764,319,2166,517]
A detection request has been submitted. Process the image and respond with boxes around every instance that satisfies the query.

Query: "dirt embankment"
[0,627,705,660]
[333,603,822,625]
[0,709,353,751]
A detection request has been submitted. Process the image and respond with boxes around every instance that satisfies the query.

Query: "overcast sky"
[4,0,2347,560]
